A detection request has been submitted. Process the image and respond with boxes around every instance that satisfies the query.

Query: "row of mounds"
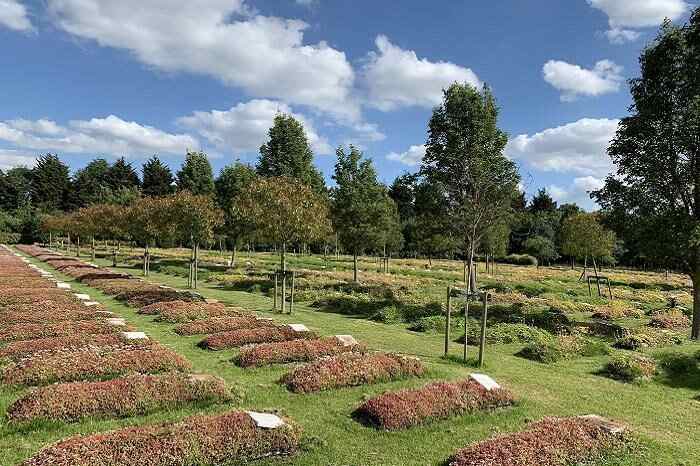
[7,245,301,466]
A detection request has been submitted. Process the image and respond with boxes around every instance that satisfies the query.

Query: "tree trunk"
[467,241,476,293]
[143,244,148,276]
[91,236,96,261]
[76,236,80,257]
[353,252,358,282]
[230,245,237,270]
[194,243,199,289]
[691,274,700,340]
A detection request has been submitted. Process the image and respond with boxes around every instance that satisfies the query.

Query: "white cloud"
[363,35,482,111]
[0,0,32,31]
[177,99,332,155]
[47,0,358,120]
[548,176,605,208]
[386,144,426,166]
[543,60,623,101]
[506,118,619,176]
[0,150,36,170]
[0,115,198,157]
[588,0,689,43]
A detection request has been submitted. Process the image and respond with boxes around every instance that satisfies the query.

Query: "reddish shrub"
[354,378,515,430]
[281,352,425,393]
[2,345,191,385]
[0,334,152,362]
[1,300,104,314]
[22,409,301,466]
[237,336,364,368]
[447,416,627,466]
[153,303,245,323]
[0,309,101,325]
[7,372,231,422]
[86,278,147,295]
[0,320,131,342]
[199,325,317,350]
[175,316,276,336]
[649,310,691,329]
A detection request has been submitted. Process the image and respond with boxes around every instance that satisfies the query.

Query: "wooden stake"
[478,292,489,367]
[444,286,451,357]
[290,271,295,314]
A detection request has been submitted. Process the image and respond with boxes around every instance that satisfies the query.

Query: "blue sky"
[0,0,695,209]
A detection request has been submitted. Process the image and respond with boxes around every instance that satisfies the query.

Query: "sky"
[0,0,696,209]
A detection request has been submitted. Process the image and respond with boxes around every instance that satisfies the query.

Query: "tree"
[257,114,325,193]
[560,213,615,278]
[529,188,557,213]
[592,9,700,338]
[108,157,141,191]
[215,163,257,268]
[331,145,401,281]
[524,235,559,267]
[0,167,32,210]
[389,173,419,256]
[126,196,174,276]
[142,156,175,196]
[31,154,71,211]
[73,159,112,207]
[414,177,456,265]
[177,150,214,195]
[421,83,520,289]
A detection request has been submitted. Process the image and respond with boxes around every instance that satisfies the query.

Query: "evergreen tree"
[142,156,175,197]
[177,150,215,195]
[31,154,72,211]
[73,158,112,206]
[108,157,141,190]
[257,113,325,193]
[216,162,258,267]
[0,167,32,210]
[529,188,557,213]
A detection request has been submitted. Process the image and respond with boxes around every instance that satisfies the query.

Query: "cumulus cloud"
[386,144,426,166]
[0,115,198,157]
[46,0,358,120]
[506,118,619,176]
[0,0,32,31]
[543,60,623,101]
[363,35,482,111]
[548,176,605,208]
[177,99,332,155]
[0,149,36,170]
[588,0,689,43]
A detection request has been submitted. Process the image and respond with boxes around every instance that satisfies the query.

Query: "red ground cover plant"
[85,278,148,295]
[0,278,53,288]
[0,334,153,362]
[0,320,131,342]
[0,309,101,325]
[22,409,301,466]
[446,416,628,466]
[649,310,691,329]
[175,316,276,336]
[7,372,231,422]
[152,303,245,323]
[237,336,365,368]
[139,300,223,315]
[199,325,317,350]
[2,344,191,385]
[353,378,515,430]
[1,300,104,314]
[116,288,200,307]
[281,352,425,393]
[0,290,78,306]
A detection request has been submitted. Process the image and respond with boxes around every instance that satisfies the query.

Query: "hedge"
[199,326,317,351]
[175,316,275,336]
[447,415,627,466]
[2,345,191,386]
[22,410,301,466]
[282,352,425,393]
[237,336,365,368]
[8,372,230,422]
[354,378,515,430]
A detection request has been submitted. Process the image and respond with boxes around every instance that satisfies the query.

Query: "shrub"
[155,305,245,323]
[175,316,277,336]
[369,305,403,324]
[456,323,552,345]
[199,326,317,351]
[22,410,301,466]
[281,352,424,393]
[527,308,572,333]
[7,372,230,422]
[649,310,691,329]
[115,288,198,307]
[0,334,152,362]
[2,345,192,386]
[613,328,684,350]
[447,416,627,466]
[657,353,699,376]
[502,254,538,266]
[0,309,101,325]
[603,353,656,382]
[518,334,608,364]
[0,320,131,342]
[354,378,514,430]
[237,336,365,368]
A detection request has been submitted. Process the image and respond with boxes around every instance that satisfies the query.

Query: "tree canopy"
[177,150,215,195]
[142,156,175,197]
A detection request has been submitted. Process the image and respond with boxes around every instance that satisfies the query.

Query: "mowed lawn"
[2,250,699,465]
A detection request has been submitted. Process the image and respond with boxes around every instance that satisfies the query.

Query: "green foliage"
[560,213,616,261]
[604,353,657,383]
[518,334,608,364]
[142,156,175,197]
[177,151,215,195]
[524,235,559,265]
[257,113,325,193]
[216,163,258,249]
[72,158,112,206]
[31,153,71,211]
[0,166,32,210]
[502,254,538,266]
[108,157,141,191]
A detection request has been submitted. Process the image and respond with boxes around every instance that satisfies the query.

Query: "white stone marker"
[105,318,127,326]
[121,331,148,340]
[578,415,626,434]
[288,324,309,332]
[335,335,358,347]
[469,373,501,391]
[74,293,91,300]
[95,310,114,316]
[56,282,71,289]
[84,301,100,307]
[205,298,219,304]
[246,411,285,429]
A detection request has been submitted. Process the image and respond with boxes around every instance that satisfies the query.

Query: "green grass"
[1,249,699,465]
